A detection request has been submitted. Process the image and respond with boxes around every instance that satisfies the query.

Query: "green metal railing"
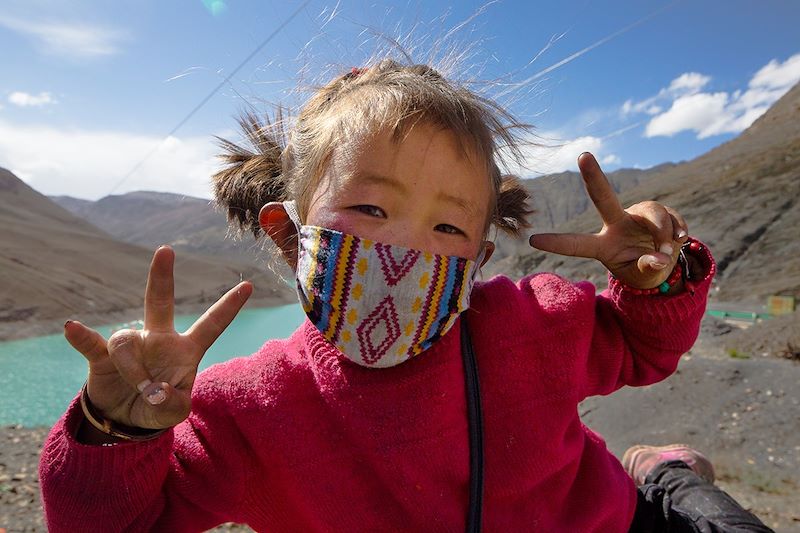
[706,309,772,322]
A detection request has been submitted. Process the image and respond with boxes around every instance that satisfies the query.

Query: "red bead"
[689,241,702,252]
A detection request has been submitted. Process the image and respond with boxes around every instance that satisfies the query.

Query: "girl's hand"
[529,153,689,289]
[64,246,252,430]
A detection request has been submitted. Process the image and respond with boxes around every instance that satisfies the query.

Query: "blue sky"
[1,0,799,200]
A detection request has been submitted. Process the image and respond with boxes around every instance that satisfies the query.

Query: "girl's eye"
[353,205,386,218]
[435,224,465,236]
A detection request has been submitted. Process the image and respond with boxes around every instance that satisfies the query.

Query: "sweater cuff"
[605,239,716,325]
[40,394,174,525]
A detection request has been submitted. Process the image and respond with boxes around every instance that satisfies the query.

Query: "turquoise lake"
[0,304,306,427]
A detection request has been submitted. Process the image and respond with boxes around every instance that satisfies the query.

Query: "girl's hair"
[213,58,533,239]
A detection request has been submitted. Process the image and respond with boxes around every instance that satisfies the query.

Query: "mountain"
[0,171,294,340]
[489,82,800,306]
[49,191,258,263]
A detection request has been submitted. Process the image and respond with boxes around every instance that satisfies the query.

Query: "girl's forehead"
[333,122,488,176]
[320,123,493,217]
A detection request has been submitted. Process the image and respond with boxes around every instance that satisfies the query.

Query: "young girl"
[40,60,769,532]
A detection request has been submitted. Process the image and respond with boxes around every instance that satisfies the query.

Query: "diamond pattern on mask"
[375,243,420,286]
[356,295,402,365]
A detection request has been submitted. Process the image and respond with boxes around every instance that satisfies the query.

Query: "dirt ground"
[2,313,798,532]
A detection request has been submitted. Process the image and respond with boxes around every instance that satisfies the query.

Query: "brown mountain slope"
[0,169,294,340]
[49,191,258,262]
[489,82,800,306]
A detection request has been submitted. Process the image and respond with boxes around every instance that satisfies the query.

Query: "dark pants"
[628,461,774,533]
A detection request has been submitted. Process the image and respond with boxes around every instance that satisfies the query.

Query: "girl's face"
[306,122,492,260]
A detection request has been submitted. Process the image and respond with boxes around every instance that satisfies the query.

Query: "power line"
[107,0,311,196]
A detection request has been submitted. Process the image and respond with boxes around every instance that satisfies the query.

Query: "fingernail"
[659,244,674,256]
[64,320,73,328]
[650,260,668,270]
[137,379,153,393]
[677,229,688,239]
[146,386,166,405]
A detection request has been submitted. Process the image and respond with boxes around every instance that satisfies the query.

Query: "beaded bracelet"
[615,238,704,295]
[79,381,168,442]
[624,262,683,295]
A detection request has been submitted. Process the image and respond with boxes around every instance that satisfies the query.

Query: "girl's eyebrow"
[349,172,478,219]
[348,172,407,194]
[436,191,478,219]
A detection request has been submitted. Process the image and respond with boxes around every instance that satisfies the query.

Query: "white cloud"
[502,133,611,176]
[630,53,800,139]
[0,120,222,200]
[601,154,621,166]
[8,91,57,107]
[622,72,710,117]
[622,97,655,116]
[645,92,729,138]
[750,53,800,90]
[667,72,711,94]
[0,15,125,58]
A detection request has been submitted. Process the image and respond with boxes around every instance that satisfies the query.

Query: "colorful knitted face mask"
[283,201,481,368]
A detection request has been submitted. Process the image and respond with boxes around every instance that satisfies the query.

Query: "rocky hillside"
[50,191,257,263]
[0,171,294,340]
[489,82,800,306]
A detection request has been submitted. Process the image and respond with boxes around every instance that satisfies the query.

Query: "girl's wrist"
[76,417,128,445]
[78,381,169,444]
[616,261,684,296]
[613,238,705,296]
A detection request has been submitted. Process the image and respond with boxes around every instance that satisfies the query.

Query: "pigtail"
[494,174,533,236]
[212,110,287,238]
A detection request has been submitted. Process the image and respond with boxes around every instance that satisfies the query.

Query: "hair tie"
[350,67,365,77]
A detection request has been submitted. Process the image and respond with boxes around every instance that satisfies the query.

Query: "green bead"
[659,281,670,293]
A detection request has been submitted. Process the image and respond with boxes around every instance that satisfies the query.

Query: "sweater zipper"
[460,316,484,533]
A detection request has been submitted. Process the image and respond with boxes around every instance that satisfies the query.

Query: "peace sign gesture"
[64,246,252,432]
[529,153,689,289]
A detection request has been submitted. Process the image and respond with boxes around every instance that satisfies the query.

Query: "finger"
[64,320,108,363]
[128,381,193,428]
[529,232,600,259]
[144,246,175,331]
[578,153,626,226]
[664,206,689,242]
[185,281,253,352]
[637,253,671,273]
[148,382,192,426]
[629,203,677,257]
[106,329,155,398]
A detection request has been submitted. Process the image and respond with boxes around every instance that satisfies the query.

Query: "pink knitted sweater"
[39,252,714,532]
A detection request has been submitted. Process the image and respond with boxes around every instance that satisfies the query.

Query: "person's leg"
[624,444,774,533]
[647,461,773,532]
[629,481,703,533]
